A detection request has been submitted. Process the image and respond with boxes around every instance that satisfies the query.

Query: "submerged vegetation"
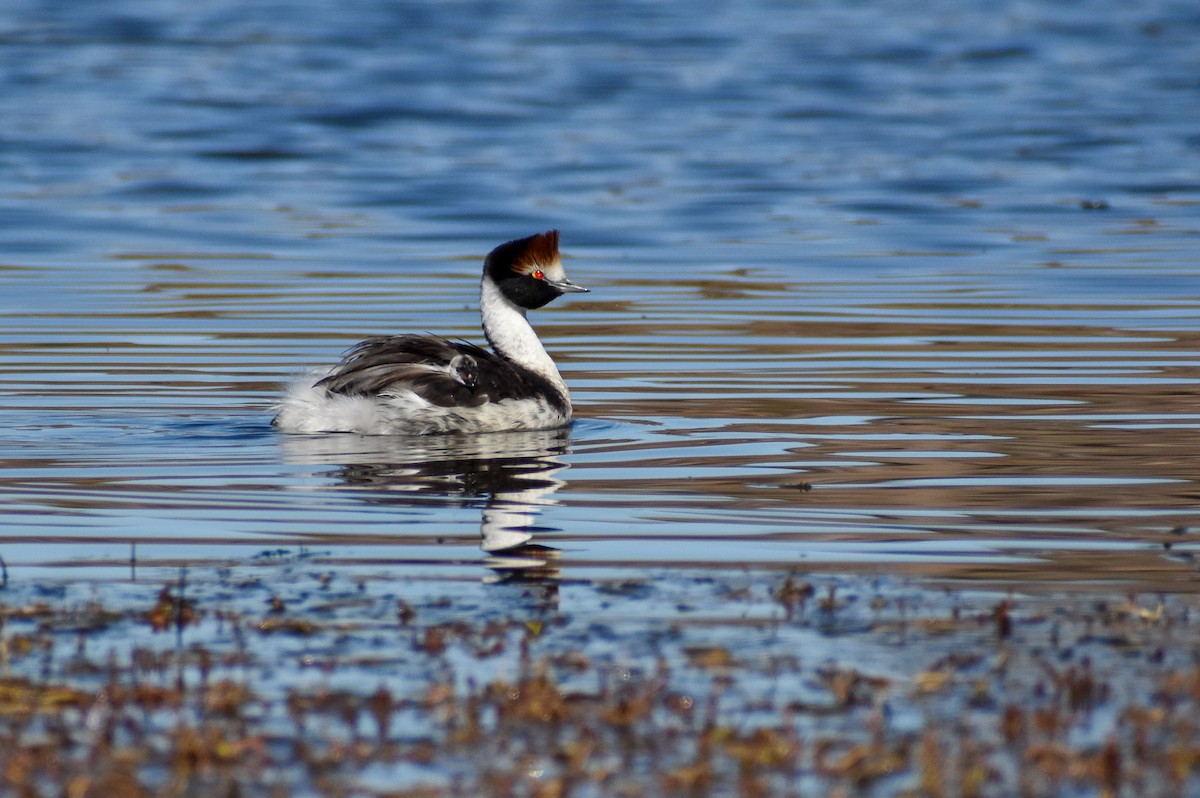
[1,558,1198,796]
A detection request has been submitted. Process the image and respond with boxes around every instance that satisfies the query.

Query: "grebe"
[447,353,480,392]
[274,230,588,435]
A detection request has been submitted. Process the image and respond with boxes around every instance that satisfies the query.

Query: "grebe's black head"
[448,353,479,390]
[484,230,589,311]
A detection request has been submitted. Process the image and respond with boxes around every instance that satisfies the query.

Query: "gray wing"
[315,335,489,407]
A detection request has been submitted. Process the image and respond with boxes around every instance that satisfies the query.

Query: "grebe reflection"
[278,427,571,576]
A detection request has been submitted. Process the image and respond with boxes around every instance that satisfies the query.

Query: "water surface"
[5,3,1200,796]
[1,0,1199,590]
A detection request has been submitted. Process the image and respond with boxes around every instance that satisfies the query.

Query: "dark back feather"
[315,334,567,413]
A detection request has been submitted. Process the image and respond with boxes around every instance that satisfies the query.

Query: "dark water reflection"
[0,0,1198,590]
[279,429,571,561]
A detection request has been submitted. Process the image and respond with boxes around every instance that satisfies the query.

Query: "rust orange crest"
[508,229,560,276]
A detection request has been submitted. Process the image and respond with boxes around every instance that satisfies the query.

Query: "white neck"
[480,278,568,395]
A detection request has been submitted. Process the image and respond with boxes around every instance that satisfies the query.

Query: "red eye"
[532,269,545,280]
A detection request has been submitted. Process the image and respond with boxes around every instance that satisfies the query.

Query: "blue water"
[1,0,1199,584]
